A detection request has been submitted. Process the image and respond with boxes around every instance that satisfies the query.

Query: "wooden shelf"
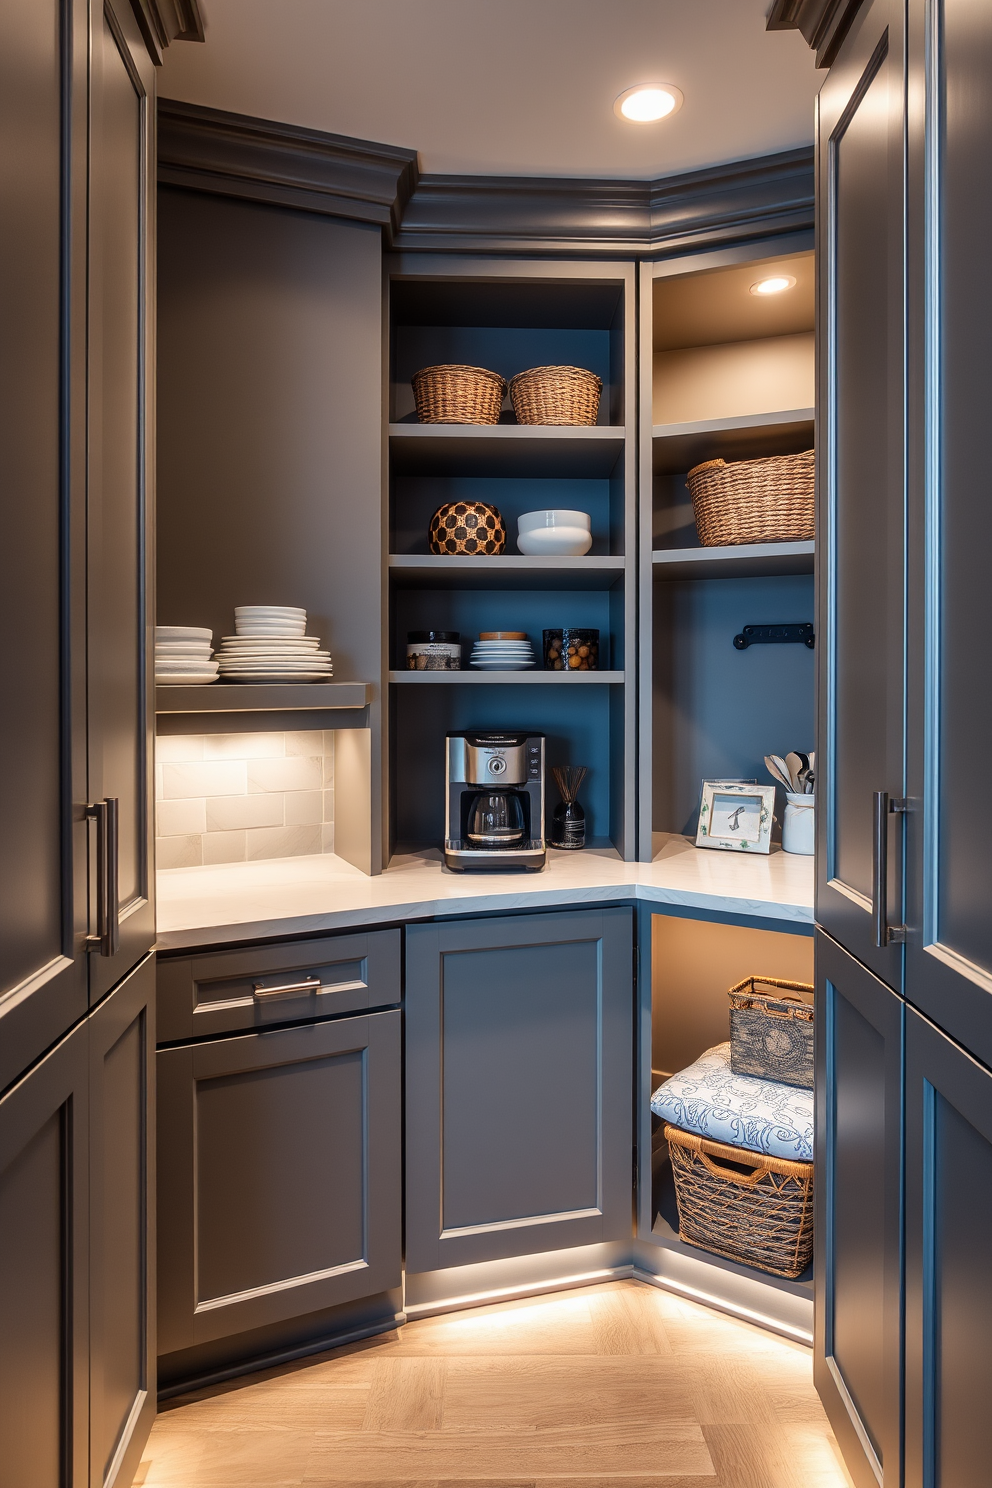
[388,554,626,591]
[389,670,624,685]
[155,683,370,714]
[652,541,814,580]
[652,408,814,476]
[389,423,626,478]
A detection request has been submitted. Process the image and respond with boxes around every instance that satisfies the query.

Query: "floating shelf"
[388,554,626,591]
[652,541,814,581]
[389,423,627,478]
[389,670,624,685]
[155,683,370,714]
[652,408,814,476]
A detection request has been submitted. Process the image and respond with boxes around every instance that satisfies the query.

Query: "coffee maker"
[444,731,546,871]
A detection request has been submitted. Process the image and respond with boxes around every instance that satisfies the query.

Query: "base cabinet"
[815,931,904,1488]
[905,1007,992,1488]
[405,908,633,1274]
[157,1009,401,1356]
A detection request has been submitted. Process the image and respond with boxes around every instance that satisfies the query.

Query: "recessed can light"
[614,83,684,123]
[750,275,798,296]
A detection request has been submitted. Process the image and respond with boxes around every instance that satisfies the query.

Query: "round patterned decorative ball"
[428,501,506,556]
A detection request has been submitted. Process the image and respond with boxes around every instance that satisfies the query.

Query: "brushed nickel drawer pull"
[252,976,322,1000]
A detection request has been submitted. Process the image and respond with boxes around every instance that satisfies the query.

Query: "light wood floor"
[136,1280,853,1487]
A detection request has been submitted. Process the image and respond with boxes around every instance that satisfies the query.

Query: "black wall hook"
[733,622,815,651]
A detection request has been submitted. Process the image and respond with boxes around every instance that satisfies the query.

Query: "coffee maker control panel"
[526,740,542,781]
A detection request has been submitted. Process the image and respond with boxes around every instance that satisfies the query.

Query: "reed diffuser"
[550,766,588,850]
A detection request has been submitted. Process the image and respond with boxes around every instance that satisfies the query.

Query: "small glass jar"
[543,628,600,671]
[551,798,586,849]
[406,631,461,671]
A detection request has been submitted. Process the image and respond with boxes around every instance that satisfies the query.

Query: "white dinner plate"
[469,660,536,670]
[155,673,219,685]
[224,671,332,683]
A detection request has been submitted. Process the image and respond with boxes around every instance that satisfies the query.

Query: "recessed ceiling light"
[614,84,684,123]
[750,275,797,296]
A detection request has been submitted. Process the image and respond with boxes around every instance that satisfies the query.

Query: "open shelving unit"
[383,256,637,863]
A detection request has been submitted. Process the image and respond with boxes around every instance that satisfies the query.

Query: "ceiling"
[160,0,822,180]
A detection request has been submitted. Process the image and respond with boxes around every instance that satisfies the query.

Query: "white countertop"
[155,834,814,951]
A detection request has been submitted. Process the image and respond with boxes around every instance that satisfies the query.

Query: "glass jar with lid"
[406,631,462,671]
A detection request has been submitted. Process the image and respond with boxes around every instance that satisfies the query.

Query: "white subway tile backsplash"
[246,823,321,861]
[284,791,322,826]
[163,759,247,800]
[205,794,284,831]
[247,755,322,794]
[157,798,208,838]
[155,729,335,866]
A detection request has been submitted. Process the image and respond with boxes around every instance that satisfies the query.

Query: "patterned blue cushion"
[650,1041,814,1163]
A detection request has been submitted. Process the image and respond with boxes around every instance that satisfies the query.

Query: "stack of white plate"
[155,626,218,685]
[215,606,334,683]
[469,637,536,671]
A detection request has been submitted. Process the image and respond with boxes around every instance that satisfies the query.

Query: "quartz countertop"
[155,834,814,951]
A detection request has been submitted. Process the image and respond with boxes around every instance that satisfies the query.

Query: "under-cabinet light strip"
[635,1269,813,1345]
[403,1267,617,1317]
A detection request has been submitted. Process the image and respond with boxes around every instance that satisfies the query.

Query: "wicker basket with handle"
[728,975,814,1089]
[686,449,814,546]
[665,1124,814,1279]
[509,365,602,426]
[412,364,506,425]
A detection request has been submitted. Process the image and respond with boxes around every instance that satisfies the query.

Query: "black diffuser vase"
[550,766,588,850]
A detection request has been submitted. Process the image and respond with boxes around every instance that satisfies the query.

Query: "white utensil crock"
[782,791,815,855]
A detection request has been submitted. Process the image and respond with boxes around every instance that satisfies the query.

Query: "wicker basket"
[728,976,814,1090]
[686,449,814,546]
[412,364,506,425]
[509,365,602,426]
[665,1124,814,1279]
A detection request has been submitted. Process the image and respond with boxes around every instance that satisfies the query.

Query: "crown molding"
[157,100,420,235]
[391,148,814,257]
[129,0,204,64]
[766,0,868,68]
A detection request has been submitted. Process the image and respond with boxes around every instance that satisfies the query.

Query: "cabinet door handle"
[252,976,322,1000]
[872,790,908,948]
[86,797,120,957]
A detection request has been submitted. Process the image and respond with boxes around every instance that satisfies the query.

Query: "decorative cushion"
[650,1042,814,1164]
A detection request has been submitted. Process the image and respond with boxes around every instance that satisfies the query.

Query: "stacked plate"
[215,606,334,683]
[155,625,218,685]
[469,633,536,671]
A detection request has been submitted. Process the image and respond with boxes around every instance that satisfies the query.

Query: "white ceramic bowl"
[156,625,213,643]
[235,605,306,618]
[516,509,593,556]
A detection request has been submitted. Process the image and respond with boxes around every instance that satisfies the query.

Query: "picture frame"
[695,780,776,854]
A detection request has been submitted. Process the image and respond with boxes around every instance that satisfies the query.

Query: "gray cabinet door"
[86,0,155,1005]
[0,1014,89,1488]
[0,0,89,1090]
[815,930,903,1488]
[903,0,992,1067]
[904,1007,992,1488]
[89,956,155,1488]
[157,1010,401,1355]
[817,0,907,991]
[405,908,633,1273]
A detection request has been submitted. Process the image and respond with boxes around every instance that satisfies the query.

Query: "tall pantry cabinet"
[776,0,992,1483]
[0,1,169,1484]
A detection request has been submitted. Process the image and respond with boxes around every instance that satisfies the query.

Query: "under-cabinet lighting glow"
[614,84,683,122]
[404,1268,616,1317]
[750,275,797,296]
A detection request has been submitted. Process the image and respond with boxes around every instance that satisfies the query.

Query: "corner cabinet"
[405,908,633,1274]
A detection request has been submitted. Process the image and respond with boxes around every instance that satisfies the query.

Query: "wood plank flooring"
[135,1280,853,1487]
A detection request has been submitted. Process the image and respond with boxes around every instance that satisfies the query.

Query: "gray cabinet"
[815,930,903,1488]
[405,907,633,1273]
[904,1007,992,1488]
[157,1008,401,1355]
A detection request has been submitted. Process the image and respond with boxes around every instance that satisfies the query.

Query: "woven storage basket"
[509,365,602,426]
[665,1124,814,1279]
[412,364,506,425]
[686,449,814,546]
[728,975,814,1090]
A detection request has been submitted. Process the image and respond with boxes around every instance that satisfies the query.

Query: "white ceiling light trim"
[750,274,798,295]
[614,83,684,123]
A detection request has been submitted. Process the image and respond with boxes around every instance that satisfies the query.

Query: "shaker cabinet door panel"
[0,1017,89,1488]
[904,1008,992,1488]
[89,956,155,1488]
[157,1011,401,1355]
[817,0,907,991]
[815,931,903,1488]
[405,909,633,1273]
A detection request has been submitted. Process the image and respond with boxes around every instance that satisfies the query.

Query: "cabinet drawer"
[156,929,401,1043]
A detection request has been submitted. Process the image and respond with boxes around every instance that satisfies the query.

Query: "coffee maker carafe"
[444,731,546,871]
